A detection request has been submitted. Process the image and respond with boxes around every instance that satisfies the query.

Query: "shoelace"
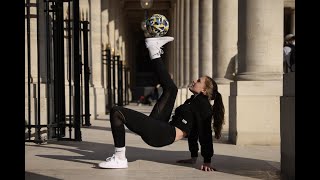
[153,46,164,56]
[159,48,164,55]
[106,154,116,162]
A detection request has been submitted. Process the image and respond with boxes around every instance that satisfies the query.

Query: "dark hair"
[204,76,225,139]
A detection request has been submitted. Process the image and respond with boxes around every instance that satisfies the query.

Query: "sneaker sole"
[145,36,174,42]
[98,166,128,169]
[98,164,128,169]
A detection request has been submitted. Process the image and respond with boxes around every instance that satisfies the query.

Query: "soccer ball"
[146,14,169,37]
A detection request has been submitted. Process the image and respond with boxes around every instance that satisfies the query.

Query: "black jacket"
[170,92,214,163]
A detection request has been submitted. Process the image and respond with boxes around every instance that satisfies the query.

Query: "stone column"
[175,0,183,106]
[173,2,179,108]
[115,22,120,54]
[199,0,213,77]
[27,0,39,81]
[101,0,109,89]
[114,0,121,105]
[229,0,283,145]
[120,12,128,102]
[90,0,102,87]
[212,0,238,139]
[291,9,295,34]
[108,0,116,108]
[236,0,283,81]
[101,0,109,48]
[190,0,199,82]
[63,3,72,117]
[183,0,190,87]
[119,36,123,57]
[180,0,190,103]
[174,1,179,85]
[170,3,177,82]
[213,0,238,84]
[109,0,116,52]
[167,4,175,77]
[187,0,199,99]
[39,1,47,83]
[89,0,105,118]
[179,0,184,88]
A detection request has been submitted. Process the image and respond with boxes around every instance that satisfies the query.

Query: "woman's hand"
[176,157,197,164]
[200,163,217,172]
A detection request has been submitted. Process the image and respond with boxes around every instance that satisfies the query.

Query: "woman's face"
[189,77,207,94]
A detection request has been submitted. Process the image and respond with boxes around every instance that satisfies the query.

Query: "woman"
[98,36,225,172]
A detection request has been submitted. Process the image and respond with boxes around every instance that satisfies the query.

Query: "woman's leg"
[99,37,176,169]
[145,37,178,122]
[110,106,148,148]
[99,106,150,169]
[110,106,176,148]
[149,58,177,122]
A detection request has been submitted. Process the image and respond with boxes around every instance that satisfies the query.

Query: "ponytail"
[204,76,225,139]
[212,92,225,139]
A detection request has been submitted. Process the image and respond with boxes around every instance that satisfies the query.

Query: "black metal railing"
[25,0,90,143]
[81,20,91,126]
[53,0,66,139]
[116,55,123,106]
[102,46,129,113]
[102,46,113,113]
[125,65,130,105]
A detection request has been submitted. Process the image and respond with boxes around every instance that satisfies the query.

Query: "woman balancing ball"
[98,14,225,172]
[146,14,169,37]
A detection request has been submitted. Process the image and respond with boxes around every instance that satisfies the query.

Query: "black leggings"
[110,58,178,147]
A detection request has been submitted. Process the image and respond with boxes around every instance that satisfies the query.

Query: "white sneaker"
[98,154,128,169]
[145,36,174,59]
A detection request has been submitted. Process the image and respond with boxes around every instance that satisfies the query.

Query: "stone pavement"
[25,103,281,180]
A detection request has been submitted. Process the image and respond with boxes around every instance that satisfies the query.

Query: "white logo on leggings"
[182,119,187,124]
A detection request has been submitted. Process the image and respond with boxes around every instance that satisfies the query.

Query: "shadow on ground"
[25,172,63,180]
[81,124,231,144]
[26,141,280,179]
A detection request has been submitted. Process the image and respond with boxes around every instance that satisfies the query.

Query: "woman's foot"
[145,36,174,59]
[98,154,128,169]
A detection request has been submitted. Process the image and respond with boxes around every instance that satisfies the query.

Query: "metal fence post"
[81,19,91,126]
[73,0,82,141]
[117,57,123,106]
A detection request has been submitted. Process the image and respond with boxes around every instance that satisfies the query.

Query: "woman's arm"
[194,109,213,164]
[176,126,199,164]
[191,95,216,171]
[188,126,199,158]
